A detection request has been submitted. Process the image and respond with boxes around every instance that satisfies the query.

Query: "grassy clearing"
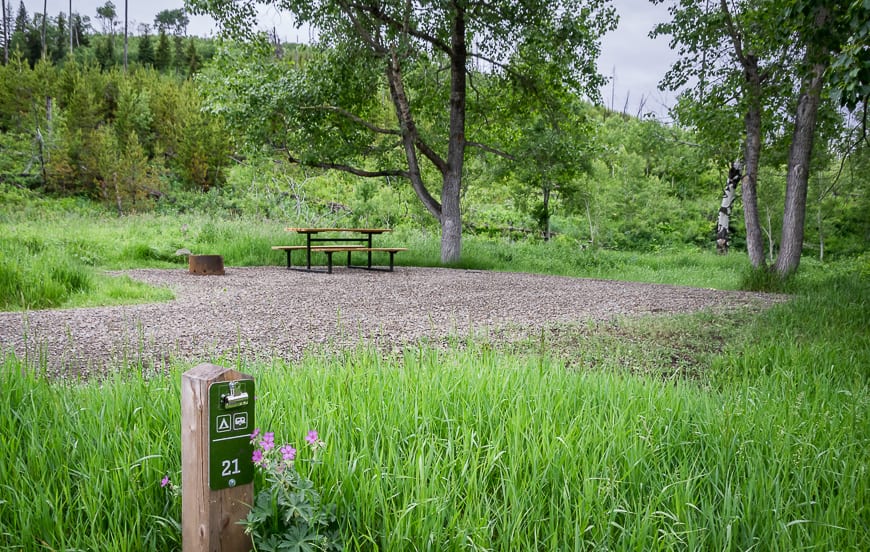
[2,205,790,311]
[0,230,174,311]
[1,266,867,551]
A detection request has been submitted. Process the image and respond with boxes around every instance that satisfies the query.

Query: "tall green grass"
[0,231,173,311]
[0,364,182,550]
[2,268,867,550]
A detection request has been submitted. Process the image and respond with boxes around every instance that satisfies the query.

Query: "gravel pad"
[0,266,787,376]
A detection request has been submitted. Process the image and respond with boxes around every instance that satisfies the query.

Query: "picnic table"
[272,227,407,273]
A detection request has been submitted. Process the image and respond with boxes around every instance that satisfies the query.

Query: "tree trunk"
[585,198,595,248]
[720,0,766,268]
[742,80,766,267]
[36,127,47,187]
[2,0,8,64]
[774,61,825,276]
[441,172,462,263]
[385,59,441,220]
[41,0,47,58]
[817,202,824,262]
[716,161,741,254]
[123,0,128,71]
[542,186,551,241]
[440,4,467,264]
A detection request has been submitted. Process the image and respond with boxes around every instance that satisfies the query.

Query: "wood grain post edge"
[181,363,254,552]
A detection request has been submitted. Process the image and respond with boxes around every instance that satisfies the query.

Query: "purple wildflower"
[305,430,319,446]
[250,428,261,442]
[280,444,297,462]
[252,449,264,465]
[161,475,171,488]
[260,431,275,452]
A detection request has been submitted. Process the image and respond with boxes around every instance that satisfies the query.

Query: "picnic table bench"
[273,228,407,273]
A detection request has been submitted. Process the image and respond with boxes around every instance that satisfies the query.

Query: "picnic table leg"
[346,250,352,267]
[389,251,395,271]
[306,234,312,270]
[367,234,373,268]
[286,249,292,269]
[326,251,334,274]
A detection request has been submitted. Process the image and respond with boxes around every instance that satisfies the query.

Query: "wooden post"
[181,364,254,552]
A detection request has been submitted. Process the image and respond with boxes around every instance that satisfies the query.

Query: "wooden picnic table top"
[284,227,392,234]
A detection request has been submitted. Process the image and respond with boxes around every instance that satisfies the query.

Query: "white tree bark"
[716,161,742,254]
[2,0,8,64]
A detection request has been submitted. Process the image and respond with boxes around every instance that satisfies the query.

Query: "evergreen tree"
[172,34,184,71]
[154,29,170,71]
[51,12,67,62]
[23,19,41,67]
[138,29,154,66]
[8,1,25,55]
[13,1,25,34]
[95,34,114,70]
[185,38,200,77]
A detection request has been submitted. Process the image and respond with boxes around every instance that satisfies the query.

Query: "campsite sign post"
[181,364,255,552]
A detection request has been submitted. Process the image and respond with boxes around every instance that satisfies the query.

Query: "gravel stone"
[0,266,788,376]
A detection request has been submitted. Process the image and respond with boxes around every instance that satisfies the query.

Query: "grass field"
[1,199,868,550]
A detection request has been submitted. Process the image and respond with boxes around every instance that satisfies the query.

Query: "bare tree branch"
[720,0,748,66]
[413,137,448,172]
[285,151,409,179]
[467,141,516,160]
[343,0,452,55]
[300,105,401,135]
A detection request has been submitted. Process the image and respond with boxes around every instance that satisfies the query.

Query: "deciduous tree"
[95,1,116,35]
[654,0,867,277]
[188,0,615,263]
[154,8,189,36]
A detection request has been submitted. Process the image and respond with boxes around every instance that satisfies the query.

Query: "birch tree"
[2,0,8,64]
[187,0,615,263]
[654,0,867,277]
[716,160,741,254]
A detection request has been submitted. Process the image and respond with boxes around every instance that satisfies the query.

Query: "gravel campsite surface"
[0,266,788,376]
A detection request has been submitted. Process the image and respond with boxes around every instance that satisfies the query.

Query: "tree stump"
[189,255,225,275]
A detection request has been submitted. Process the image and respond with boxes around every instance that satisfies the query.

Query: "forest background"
[0,0,867,287]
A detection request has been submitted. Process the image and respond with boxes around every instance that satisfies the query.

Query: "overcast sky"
[37,0,679,116]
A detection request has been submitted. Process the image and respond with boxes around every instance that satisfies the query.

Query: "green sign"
[208,380,255,490]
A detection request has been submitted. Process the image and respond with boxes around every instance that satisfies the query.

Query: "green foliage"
[95,34,115,71]
[242,430,341,551]
[154,29,171,71]
[137,32,155,67]
[0,364,183,551]
[189,0,618,262]
[0,59,231,200]
[0,23,866,264]
[0,228,170,311]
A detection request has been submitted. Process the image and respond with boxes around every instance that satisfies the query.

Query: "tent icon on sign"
[216,414,232,433]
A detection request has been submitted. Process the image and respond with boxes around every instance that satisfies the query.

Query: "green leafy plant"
[244,429,341,552]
